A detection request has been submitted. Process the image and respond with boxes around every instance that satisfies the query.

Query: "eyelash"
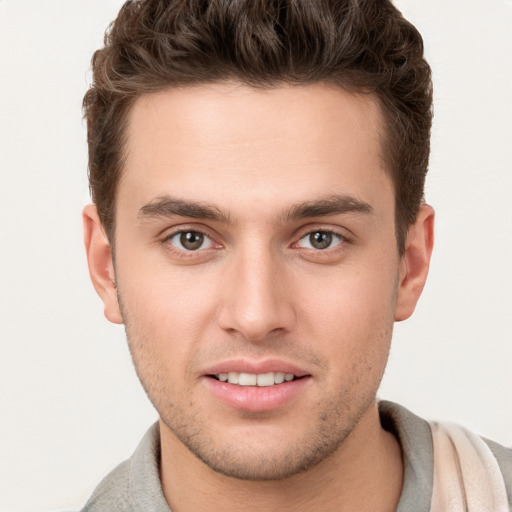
[161,228,221,257]
[161,227,350,258]
[295,229,347,251]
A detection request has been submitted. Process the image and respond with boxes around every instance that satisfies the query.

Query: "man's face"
[98,83,408,479]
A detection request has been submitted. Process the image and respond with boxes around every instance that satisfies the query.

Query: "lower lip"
[203,376,311,412]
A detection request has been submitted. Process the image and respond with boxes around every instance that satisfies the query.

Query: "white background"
[0,1,511,511]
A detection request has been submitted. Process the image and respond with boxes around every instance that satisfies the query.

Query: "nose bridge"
[218,238,294,341]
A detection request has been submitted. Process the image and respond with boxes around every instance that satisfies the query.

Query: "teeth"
[274,372,285,384]
[216,372,297,386]
[256,372,274,387]
[239,373,257,386]
[227,371,239,384]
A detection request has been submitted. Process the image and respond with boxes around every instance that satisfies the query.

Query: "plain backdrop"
[0,1,511,511]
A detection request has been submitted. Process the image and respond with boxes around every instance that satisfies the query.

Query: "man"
[81,1,512,511]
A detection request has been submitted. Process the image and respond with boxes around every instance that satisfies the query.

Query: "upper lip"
[202,358,311,377]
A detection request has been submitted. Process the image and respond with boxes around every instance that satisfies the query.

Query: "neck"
[159,402,403,512]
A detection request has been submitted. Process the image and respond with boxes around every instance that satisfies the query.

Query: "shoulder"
[431,422,512,512]
[80,422,171,512]
[484,437,512,509]
[431,422,512,511]
[379,400,512,511]
[485,436,512,488]
[81,460,133,512]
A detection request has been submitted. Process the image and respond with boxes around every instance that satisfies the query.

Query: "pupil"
[180,231,203,250]
[310,231,332,249]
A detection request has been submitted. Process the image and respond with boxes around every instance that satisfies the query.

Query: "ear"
[395,204,435,322]
[83,204,124,324]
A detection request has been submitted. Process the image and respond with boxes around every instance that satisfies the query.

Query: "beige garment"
[430,422,509,512]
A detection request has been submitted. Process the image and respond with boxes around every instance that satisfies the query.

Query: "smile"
[203,360,311,410]
[212,372,297,386]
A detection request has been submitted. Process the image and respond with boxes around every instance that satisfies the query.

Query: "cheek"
[294,261,398,360]
[115,255,222,362]
[297,262,398,323]
[118,244,218,313]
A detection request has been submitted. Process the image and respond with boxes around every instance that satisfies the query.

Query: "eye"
[167,231,214,251]
[297,230,344,250]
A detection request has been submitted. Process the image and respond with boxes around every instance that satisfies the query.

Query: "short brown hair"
[84,0,432,253]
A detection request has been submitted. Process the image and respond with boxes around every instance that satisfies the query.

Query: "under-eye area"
[209,372,307,387]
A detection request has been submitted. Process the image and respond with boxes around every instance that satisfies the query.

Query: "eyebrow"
[138,196,230,223]
[138,193,373,224]
[283,194,374,221]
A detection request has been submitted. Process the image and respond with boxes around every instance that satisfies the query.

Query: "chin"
[163,416,353,482]
[191,444,342,481]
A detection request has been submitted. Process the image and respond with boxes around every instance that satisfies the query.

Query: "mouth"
[209,371,303,387]
[202,360,312,411]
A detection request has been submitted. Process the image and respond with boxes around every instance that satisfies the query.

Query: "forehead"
[120,82,391,218]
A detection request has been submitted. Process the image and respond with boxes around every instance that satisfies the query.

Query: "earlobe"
[83,204,124,324]
[395,204,435,322]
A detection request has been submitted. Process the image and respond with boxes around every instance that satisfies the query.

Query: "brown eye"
[180,231,204,250]
[309,232,332,249]
[168,231,212,251]
[297,231,343,250]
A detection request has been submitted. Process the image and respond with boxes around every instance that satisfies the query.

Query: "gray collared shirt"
[81,401,512,511]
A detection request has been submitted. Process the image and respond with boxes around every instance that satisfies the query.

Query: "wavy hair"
[84,0,432,253]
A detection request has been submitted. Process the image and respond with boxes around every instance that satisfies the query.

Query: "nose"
[217,243,296,342]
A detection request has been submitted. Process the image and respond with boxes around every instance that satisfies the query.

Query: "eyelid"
[160,222,219,240]
[292,224,352,245]
[160,224,223,253]
[296,230,345,250]
[167,231,214,251]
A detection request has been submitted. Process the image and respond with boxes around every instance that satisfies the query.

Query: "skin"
[84,82,434,512]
